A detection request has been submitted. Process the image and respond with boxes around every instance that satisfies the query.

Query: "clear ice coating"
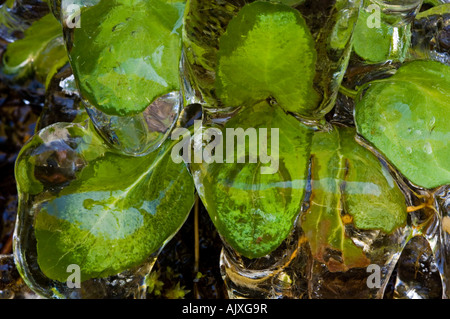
[216,126,413,299]
[13,120,195,298]
[3,0,450,300]
[83,92,182,156]
[371,0,423,22]
[438,185,450,297]
[182,0,361,119]
[12,122,155,298]
[185,0,450,300]
[410,6,450,65]
[392,236,443,299]
[220,219,310,299]
[0,0,49,43]
[35,64,87,132]
[51,0,184,156]
[351,0,423,65]
[218,123,450,299]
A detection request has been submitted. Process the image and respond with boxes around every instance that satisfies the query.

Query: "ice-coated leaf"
[35,36,69,88]
[423,0,445,6]
[15,122,195,282]
[2,0,14,8]
[416,3,450,19]
[68,0,185,116]
[329,0,361,50]
[49,0,101,22]
[1,13,68,85]
[191,101,313,258]
[301,126,407,272]
[355,60,450,189]
[216,1,319,115]
[353,3,410,63]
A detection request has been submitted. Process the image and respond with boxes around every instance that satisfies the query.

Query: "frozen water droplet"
[429,116,436,128]
[59,74,79,96]
[406,290,424,299]
[430,264,438,273]
[423,142,432,155]
[85,91,182,156]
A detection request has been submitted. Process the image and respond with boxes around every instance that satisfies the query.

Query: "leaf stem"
[0,233,13,255]
[194,196,199,273]
[339,85,358,99]
[194,196,200,298]
[407,203,428,213]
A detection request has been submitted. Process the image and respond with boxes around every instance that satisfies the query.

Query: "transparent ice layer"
[182,0,361,120]
[12,120,195,298]
[84,91,181,156]
[0,254,39,299]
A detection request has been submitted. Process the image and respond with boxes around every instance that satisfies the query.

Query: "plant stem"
[194,196,200,298]
[194,196,199,274]
[0,233,13,255]
[339,85,358,99]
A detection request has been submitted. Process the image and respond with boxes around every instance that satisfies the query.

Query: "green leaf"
[191,101,313,258]
[69,0,185,116]
[268,0,305,6]
[216,1,319,115]
[416,3,450,19]
[0,0,27,37]
[2,0,15,8]
[329,0,362,50]
[355,60,450,189]
[2,13,67,84]
[353,3,411,63]
[302,126,407,272]
[34,36,69,88]
[422,0,448,7]
[15,137,45,196]
[16,123,195,283]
